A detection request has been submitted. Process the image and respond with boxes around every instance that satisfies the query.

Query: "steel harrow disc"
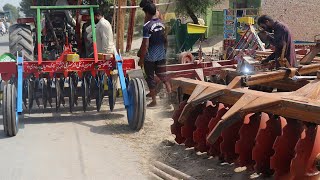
[181,104,205,148]
[95,75,104,112]
[55,78,62,112]
[82,76,89,112]
[170,102,320,179]
[171,101,187,144]
[108,75,117,111]
[193,102,218,152]
[69,77,75,113]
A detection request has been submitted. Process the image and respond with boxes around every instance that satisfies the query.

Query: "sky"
[0,0,21,10]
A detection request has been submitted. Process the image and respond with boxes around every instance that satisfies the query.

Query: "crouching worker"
[138,3,171,107]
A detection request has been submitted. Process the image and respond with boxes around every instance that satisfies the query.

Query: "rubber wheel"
[108,75,117,111]
[69,77,75,113]
[127,78,146,131]
[82,77,89,112]
[2,84,8,135]
[9,24,34,61]
[3,84,18,137]
[55,78,61,112]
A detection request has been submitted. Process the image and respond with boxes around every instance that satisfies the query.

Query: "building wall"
[261,0,320,41]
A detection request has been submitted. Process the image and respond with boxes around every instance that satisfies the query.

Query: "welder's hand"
[138,59,144,68]
[260,59,270,65]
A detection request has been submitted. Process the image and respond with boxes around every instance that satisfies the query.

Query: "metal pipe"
[31,5,99,10]
[154,161,196,180]
[89,7,98,63]
[36,8,42,65]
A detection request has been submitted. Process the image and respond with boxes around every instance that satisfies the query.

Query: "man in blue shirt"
[138,3,171,107]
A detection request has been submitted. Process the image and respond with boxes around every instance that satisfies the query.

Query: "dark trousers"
[144,59,167,89]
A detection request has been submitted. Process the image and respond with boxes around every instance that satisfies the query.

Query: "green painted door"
[206,11,224,38]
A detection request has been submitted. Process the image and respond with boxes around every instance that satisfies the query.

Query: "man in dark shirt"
[257,15,297,68]
[138,3,171,107]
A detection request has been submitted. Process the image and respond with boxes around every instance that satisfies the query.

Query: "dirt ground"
[107,96,273,180]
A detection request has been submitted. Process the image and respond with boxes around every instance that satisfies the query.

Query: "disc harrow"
[0,5,146,137]
[170,60,320,179]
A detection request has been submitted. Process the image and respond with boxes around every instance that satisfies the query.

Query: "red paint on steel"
[207,103,227,157]
[0,62,17,81]
[193,104,218,152]
[93,43,98,63]
[38,43,42,65]
[235,113,260,169]
[17,18,35,24]
[270,119,304,179]
[171,101,187,144]
[252,114,283,175]
[181,104,204,148]
[290,125,320,180]
[220,118,242,163]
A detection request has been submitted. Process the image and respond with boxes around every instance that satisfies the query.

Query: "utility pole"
[116,0,126,53]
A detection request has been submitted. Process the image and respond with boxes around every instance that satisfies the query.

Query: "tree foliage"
[3,3,20,21]
[175,0,222,24]
[19,0,114,21]
[20,0,57,17]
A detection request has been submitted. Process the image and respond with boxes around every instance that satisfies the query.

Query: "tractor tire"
[127,78,146,131]
[9,24,34,61]
[3,83,18,137]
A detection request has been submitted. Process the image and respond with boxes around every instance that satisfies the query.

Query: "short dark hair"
[139,0,154,8]
[94,9,103,16]
[142,3,156,16]
[257,15,274,25]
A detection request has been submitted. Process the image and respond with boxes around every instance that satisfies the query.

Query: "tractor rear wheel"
[9,24,34,61]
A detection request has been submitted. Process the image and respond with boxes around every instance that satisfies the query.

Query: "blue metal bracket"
[115,53,129,107]
[17,56,23,114]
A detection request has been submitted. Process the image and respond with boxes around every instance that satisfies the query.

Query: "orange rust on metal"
[300,43,320,65]
[244,64,320,86]
[171,78,320,125]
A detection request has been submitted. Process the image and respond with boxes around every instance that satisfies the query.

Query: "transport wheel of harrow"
[96,76,104,112]
[69,77,75,113]
[27,79,34,113]
[2,84,19,137]
[55,78,61,111]
[108,75,117,111]
[9,24,34,61]
[2,84,8,135]
[127,78,146,131]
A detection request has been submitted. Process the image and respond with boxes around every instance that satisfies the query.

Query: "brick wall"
[261,0,320,41]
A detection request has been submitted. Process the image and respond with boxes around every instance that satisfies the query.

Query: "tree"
[20,0,57,17]
[3,3,20,21]
[176,0,222,24]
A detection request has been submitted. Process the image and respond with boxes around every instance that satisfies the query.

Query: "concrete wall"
[212,0,229,11]
[261,0,320,41]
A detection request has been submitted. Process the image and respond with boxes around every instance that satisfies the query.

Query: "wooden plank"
[116,0,126,53]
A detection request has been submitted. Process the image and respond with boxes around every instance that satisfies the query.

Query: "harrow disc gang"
[170,77,320,179]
